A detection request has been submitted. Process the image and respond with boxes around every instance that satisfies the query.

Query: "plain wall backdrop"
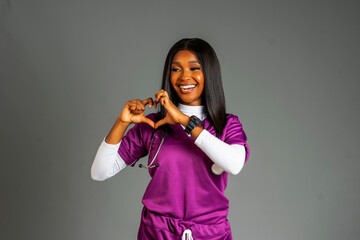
[1,0,359,239]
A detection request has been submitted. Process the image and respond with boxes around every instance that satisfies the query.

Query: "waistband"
[140,207,232,239]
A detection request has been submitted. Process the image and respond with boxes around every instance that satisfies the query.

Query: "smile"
[179,84,196,93]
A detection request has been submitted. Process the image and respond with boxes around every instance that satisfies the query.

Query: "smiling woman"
[91,38,250,240]
[170,50,205,105]
[159,38,227,139]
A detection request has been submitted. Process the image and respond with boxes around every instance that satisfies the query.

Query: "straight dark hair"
[157,38,227,138]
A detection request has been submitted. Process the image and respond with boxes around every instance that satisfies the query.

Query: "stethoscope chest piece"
[211,163,224,175]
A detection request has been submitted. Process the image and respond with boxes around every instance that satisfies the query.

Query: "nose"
[180,69,192,80]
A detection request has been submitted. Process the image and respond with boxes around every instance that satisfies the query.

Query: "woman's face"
[170,50,205,106]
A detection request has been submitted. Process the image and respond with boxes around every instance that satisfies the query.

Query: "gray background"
[1,0,359,239]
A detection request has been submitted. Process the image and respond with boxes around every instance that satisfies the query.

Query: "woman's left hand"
[153,89,187,129]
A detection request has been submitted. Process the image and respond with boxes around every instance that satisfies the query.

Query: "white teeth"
[179,85,196,89]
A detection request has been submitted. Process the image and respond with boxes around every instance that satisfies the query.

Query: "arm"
[194,130,246,175]
[179,117,246,175]
[91,98,156,180]
[91,119,131,181]
[91,137,128,181]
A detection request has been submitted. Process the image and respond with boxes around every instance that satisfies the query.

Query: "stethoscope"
[138,128,167,169]
[138,122,224,175]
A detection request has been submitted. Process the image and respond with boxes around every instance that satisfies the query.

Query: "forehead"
[172,50,199,63]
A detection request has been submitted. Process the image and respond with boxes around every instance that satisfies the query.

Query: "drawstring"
[182,229,193,240]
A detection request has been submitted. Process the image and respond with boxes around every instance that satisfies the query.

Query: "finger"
[154,117,167,129]
[149,101,153,108]
[154,89,165,103]
[159,95,168,107]
[154,89,165,96]
[149,95,157,109]
[154,93,160,104]
[131,105,143,113]
[132,102,144,113]
[147,98,154,108]
[142,98,154,109]
[155,94,167,107]
[138,104,145,111]
[133,109,143,115]
[129,104,136,111]
[162,90,168,98]
[154,96,160,108]
[140,116,155,128]
[136,99,146,110]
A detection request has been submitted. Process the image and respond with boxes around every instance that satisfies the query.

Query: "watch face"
[192,116,202,126]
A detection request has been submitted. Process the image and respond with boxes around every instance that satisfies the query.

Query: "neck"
[177,103,206,121]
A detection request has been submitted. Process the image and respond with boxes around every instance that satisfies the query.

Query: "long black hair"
[157,38,227,138]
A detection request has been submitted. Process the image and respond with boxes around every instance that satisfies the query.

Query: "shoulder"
[218,113,243,140]
[225,113,243,127]
[222,113,248,144]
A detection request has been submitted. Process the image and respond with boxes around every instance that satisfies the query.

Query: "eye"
[171,68,180,72]
[190,67,201,71]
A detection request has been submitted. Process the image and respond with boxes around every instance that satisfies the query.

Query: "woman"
[91,38,250,240]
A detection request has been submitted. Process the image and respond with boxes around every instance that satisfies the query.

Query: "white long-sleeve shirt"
[91,103,246,181]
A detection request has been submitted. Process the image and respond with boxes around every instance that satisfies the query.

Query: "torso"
[140,112,230,225]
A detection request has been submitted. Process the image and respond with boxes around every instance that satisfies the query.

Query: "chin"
[180,98,202,105]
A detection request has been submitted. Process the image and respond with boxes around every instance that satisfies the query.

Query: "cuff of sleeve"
[194,129,211,147]
[102,136,121,150]
[117,140,138,167]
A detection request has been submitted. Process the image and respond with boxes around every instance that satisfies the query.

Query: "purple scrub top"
[118,112,249,225]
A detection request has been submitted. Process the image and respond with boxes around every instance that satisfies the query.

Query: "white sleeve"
[90,137,127,181]
[194,129,246,175]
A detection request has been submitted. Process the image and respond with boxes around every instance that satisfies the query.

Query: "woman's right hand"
[118,98,155,128]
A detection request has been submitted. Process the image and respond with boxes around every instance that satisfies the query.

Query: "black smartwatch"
[185,115,203,134]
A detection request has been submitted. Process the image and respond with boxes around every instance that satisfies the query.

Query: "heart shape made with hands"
[129,89,187,130]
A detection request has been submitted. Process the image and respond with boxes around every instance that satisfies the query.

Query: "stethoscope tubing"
[139,129,167,169]
[138,120,223,175]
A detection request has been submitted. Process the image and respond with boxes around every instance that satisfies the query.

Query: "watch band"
[185,115,202,134]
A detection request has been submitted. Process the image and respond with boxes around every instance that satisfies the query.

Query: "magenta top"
[118,112,249,225]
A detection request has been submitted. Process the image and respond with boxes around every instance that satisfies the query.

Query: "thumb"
[140,116,155,129]
[154,117,167,129]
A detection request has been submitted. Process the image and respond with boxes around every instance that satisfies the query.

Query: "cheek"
[199,84,205,93]
[170,75,176,87]
[196,73,205,84]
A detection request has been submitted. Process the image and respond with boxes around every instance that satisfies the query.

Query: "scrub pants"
[137,207,233,240]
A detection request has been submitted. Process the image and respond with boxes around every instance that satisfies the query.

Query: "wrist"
[184,115,203,134]
[180,115,190,128]
[116,118,131,127]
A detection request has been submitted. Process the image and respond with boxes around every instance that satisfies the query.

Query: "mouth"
[178,84,197,94]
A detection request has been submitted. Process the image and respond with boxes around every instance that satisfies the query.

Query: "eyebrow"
[171,61,200,64]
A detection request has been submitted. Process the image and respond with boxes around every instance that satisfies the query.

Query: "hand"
[153,89,188,129]
[118,98,156,128]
